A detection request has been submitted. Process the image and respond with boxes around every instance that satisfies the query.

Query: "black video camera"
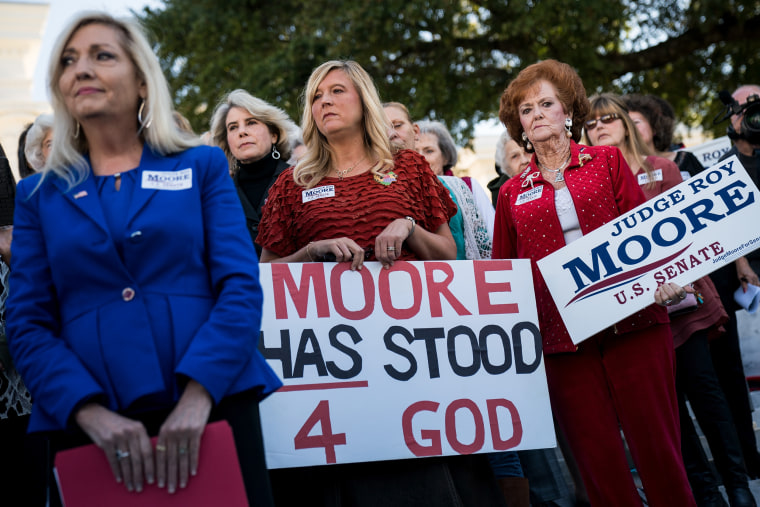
[714,90,760,145]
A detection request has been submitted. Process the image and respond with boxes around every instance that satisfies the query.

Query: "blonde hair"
[44,11,198,189]
[586,93,656,189]
[209,89,297,172]
[294,60,393,189]
[24,114,54,170]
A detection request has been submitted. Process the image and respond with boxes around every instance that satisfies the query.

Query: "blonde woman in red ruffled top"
[494,59,696,507]
[257,60,507,507]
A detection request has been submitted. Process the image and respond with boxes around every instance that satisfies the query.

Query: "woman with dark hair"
[623,94,704,179]
[495,59,695,506]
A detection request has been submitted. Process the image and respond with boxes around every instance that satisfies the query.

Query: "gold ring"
[386,246,396,251]
[155,444,166,452]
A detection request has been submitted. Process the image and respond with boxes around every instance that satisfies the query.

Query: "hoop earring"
[565,117,573,138]
[138,100,152,129]
[521,131,533,151]
[272,145,281,160]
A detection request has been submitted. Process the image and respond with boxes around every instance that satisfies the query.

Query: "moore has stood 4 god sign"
[538,156,760,344]
[257,259,554,469]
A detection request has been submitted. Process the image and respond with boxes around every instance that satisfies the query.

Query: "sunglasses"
[584,113,621,131]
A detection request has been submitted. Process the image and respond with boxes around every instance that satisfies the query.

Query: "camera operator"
[711,84,760,481]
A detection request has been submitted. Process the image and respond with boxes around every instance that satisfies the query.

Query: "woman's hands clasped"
[75,380,212,494]
[302,218,414,271]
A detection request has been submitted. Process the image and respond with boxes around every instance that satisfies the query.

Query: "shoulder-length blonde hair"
[294,60,393,189]
[209,89,297,172]
[586,93,656,189]
[44,11,198,189]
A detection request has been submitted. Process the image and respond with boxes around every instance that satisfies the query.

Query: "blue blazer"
[7,145,281,432]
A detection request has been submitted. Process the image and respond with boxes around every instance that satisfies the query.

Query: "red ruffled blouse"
[257,149,457,261]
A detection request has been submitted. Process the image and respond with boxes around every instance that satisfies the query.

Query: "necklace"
[335,155,367,180]
[538,153,572,183]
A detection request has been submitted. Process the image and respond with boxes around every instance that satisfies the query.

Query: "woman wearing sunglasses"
[494,60,695,506]
[586,93,756,507]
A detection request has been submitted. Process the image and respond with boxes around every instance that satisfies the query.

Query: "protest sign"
[680,136,732,170]
[258,259,554,469]
[537,156,760,344]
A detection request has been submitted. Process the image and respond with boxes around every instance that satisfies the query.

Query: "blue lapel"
[51,165,109,236]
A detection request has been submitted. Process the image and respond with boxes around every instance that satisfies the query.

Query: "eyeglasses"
[584,113,621,131]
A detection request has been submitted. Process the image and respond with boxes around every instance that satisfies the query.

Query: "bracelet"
[306,242,315,262]
[405,216,416,238]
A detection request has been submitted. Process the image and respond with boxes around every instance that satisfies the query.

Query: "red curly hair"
[499,59,590,152]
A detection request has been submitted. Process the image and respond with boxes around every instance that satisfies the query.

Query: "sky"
[21,0,161,102]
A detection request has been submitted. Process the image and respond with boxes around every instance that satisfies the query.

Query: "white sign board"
[258,260,554,469]
[680,136,732,169]
[537,156,760,344]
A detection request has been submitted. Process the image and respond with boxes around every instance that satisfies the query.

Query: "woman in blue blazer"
[6,12,281,505]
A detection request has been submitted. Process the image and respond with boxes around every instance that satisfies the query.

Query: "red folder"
[54,420,248,506]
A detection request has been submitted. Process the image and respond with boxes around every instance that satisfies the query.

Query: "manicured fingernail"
[127,483,134,492]
[158,480,164,488]
[136,484,143,493]
[147,475,154,484]
[180,481,187,488]
[169,485,175,494]
[191,468,197,476]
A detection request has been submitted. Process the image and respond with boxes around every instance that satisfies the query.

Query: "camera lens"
[742,100,760,144]
[744,102,760,131]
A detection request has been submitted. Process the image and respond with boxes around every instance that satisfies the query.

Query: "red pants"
[545,323,695,507]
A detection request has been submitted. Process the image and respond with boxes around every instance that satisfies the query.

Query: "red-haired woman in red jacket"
[494,59,695,507]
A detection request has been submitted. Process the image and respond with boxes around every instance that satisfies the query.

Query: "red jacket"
[493,142,669,354]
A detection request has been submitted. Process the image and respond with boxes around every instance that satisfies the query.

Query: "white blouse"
[555,186,583,244]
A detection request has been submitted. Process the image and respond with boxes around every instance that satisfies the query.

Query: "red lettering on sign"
[402,401,442,457]
[294,400,347,464]
[272,263,329,319]
[445,399,485,454]
[330,263,375,320]
[473,260,519,315]
[487,399,523,450]
[424,262,471,318]
[378,262,423,319]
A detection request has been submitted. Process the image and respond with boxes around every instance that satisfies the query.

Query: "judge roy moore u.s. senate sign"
[256,259,554,469]
[538,156,760,344]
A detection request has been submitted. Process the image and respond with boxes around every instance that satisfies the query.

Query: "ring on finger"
[155,444,167,452]
[678,292,687,300]
[178,446,188,455]
[115,449,130,460]
[664,299,673,305]
[386,246,396,252]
